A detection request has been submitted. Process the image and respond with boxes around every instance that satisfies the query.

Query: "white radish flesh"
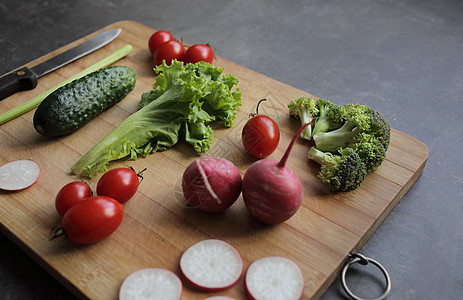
[204,296,237,300]
[180,239,243,291]
[245,256,304,300]
[119,268,182,300]
[0,159,40,191]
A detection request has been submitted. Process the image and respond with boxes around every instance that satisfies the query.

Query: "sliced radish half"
[245,256,304,300]
[119,268,182,300]
[0,159,40,191]
[180,239,243,291]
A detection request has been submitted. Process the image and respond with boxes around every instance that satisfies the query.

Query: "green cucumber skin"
[33,66,136,137]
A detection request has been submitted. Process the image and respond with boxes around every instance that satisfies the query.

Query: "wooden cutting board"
[0,21,428,300]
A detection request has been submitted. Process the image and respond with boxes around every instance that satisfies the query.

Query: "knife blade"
[0,28,121,101]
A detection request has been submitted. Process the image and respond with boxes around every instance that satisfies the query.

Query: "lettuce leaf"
[71,60,241,178]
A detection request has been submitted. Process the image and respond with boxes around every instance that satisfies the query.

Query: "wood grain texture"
[0,21,428,300]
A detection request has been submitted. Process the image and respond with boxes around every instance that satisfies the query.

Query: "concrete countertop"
[1,0,461,299]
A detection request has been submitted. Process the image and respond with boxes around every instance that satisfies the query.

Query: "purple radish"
[242,123,310,224]
[0,159,40,191]
[180,239,243,292]
[245,256,304,300]
[119,268,182,300]
[181,157,242,212]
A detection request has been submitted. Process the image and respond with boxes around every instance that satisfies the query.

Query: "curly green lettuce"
[71,60,242,178]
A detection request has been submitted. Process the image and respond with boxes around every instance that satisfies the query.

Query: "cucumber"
[33,66,136,137]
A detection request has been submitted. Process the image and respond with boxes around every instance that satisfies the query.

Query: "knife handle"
[0,67,38,101]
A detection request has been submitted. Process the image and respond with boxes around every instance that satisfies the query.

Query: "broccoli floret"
[311,98,343,136]
[288,97,318,140]
[369,109,391,150]
[308,147,367,192]
[312,103,382,153]
[339,104,373,130]
[350,133,386,174]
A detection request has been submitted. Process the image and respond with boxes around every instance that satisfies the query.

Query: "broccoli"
[313,103,389,153]
[287,97,391,191]
[311,98,343,137]
[369,109,391,150]
[350,133,386,174]
[308,147,367,192]
[288,97,318,140]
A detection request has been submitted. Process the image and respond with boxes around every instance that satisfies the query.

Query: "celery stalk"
[0,44,133,126]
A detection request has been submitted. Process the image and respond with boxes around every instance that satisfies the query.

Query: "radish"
[180,239,243,291]
[242,123,310,224]
[181,157,242,212]
[119,268,182,300]
[0,159,40,191]
[204,296,237,300]
[245,256,304,300]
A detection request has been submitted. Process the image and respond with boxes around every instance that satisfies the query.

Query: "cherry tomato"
[148,30,174,54]
[242,99,280,158]
[184,44,215,64]
[62,196,124,244]
[96,167,142,204]
[153,40,185,65]
[55,181,92,216]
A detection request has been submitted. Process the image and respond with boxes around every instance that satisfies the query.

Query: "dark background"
[1,0,462,299]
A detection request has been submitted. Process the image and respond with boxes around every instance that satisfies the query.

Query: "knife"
[0,28,121,101]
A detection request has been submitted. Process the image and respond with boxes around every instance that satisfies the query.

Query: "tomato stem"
[81,180,93,196]
[126,165,147,183]
[250,98,267,117]
[49,226,65,241]
[137,168,147,184]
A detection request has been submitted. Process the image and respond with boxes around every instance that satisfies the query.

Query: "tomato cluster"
[148,30,214,65]
[53,167,144,244]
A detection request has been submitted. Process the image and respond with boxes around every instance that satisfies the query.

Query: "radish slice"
[0,159,40,191]
[119,268,182,300]
[180,239,243,291]
[204,296,237,300]
[245,256,304,300]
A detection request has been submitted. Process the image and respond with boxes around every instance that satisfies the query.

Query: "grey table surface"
[1,0,462,299]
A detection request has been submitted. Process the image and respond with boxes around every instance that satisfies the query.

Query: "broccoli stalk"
[313,122,361,152]
[288,97,318,140]
[308,147,367,192]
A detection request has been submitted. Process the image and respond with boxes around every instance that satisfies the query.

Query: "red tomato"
[184,44,215,64]
[242,99,280,158]
[96,167,141,204]
[55,181,92,216]
[242,115,280,158]
[148,30,174,54]
[62,196,124,244]
[153,40,185,65]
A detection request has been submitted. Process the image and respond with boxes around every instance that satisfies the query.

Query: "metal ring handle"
[341,253,391,300]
